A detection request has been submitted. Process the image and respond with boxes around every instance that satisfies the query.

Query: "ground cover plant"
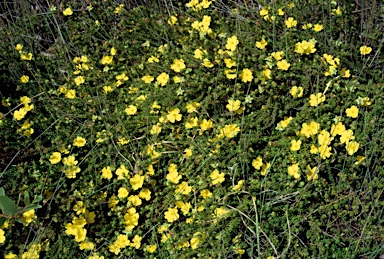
[0,0,383,258]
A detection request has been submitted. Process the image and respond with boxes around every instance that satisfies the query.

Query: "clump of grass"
[0,0,383,258]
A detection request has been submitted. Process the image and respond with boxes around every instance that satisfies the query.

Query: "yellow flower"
[200,189,212,199]
[226,35,239,51]
[346,141,359,155]
[79,241,95,251]
[74,76,85,86]
[224,58,236,68]
[148,56,159,63]
[261,68,272,79]
[290,139,302,151]
[290,86,303,98]
[210,169,225,185]
[184,148,193,157]
[124,208,139,230]
[295,40,316,55]
[103,85,113,93]
[288,163,300,179]
[64,89,75,99]
[240,68,253,82]
[319,144,332,159]
[168,15,178,25]
[65,166,80,178]
[128,195,142,206]
[224,68,237,79]
[101,55,113,65]
[63,7,73,16]
[156,72,169,86]
[194,48,205,59]
[313,24,323,32]
[340,68,351,78]
[166,164,181,184]
[232,180,244,191]
[355,156,365,165]
[171,59,186,72]
[110,47,117,56]
[306,165,319,181]
[185,117,198,129]
[330,122,346,136]
[49,152,61,164]
[142,75,154,83]
[4,252,17,259]
[226,100,241,112]
[278,8,284,15]
[14,108,27,120]
[130,174,145,190]
[146,244,157,253]
[15,44,23,52]
[252,157,263,170]
[259,7,268,16]
[116,72,128,81]
[309,93,326,106]
[73,136,86,147]
[167,108,182,123]
[340,129,355,144]
[219,124,240,138]
[21,209,35,225]
[118,187,129,198]
[256,37,268,50]
[101,166,113,180]
[285,17,297,28]
[150,123,162,135]
[260,162,270,176]
[139,188,151,201]
[0,229,5,244]
[360,46,372,55]
[20,52,33,60]
[276,59,290,70]
[190,235,201,250]
[125,105,137,115]
[20,75,29,83]
[302,23,312,30]
[164,207,179,223]
[271,51,284,61]
[175,181,192,195]
[200,119,213,131]
[346,105,359,118]
[201,58,214,68]
[332,6,342,16]
[186,102,200,113]
[318,130,333,146]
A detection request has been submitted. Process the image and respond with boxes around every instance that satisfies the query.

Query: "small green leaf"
[24,191,30,205]
[16,218,26,225]
[0,217,6,227]
[32,195,43,203]
[0,196,18,216]
[0,188,5,196]
[24,204,42,212]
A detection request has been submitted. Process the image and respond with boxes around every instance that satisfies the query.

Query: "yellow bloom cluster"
[13,96,34,121]
[191,15,212,35]
[295,39,316,55]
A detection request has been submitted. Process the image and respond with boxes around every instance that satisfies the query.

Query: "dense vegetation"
[0,0,383,258]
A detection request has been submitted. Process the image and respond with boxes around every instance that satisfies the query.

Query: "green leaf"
[24,191,30,206]
[0,196,18,216]
[0,187,5,196]
[0,217,6,228]
[32,195,43,204]
[16,218,26,225]
[24,204,42,212]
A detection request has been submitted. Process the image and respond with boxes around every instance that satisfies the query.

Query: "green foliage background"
[0,0,383,258]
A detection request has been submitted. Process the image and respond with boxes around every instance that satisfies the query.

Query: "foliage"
[0,0,383,258]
